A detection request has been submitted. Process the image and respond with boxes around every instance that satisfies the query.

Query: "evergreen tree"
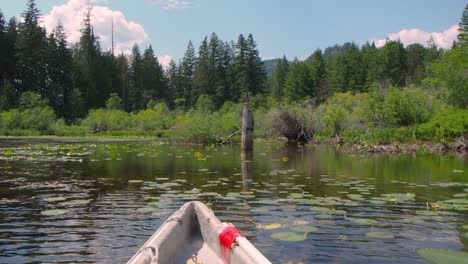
[284,59,313,101]
[307,49,330,102]
[180,41,196,106]
[233,34,248,98]
[193,37,210,104]
[406,43,426,85]
[166,59,180,108]
[457,3,468,48]
[245,34,266,95]
[45,23,74,117]
[128,44,143,110]
[73,5,104,111]
[271,55,289,98]
[16,0,48,96]
[141,46,166,107]
[382,40,407,87]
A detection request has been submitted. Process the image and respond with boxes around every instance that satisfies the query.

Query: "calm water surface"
[0,138,467,263]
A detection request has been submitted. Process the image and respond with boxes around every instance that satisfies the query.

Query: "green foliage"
[106,93,123,110]
[82,109,132,132]
[367,86,436,126]
[19,91,48,109]
[321,92,368,134]
[417,108,468,141]
[195,94,214,113]
[431,48,468,108]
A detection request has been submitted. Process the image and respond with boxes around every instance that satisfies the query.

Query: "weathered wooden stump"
[241,98,254,152]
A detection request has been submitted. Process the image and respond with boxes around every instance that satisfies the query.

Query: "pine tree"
[245,34,266,95]
[43,23,74,117]
[382,41,407,87]
[457,3,468,48]
[284,59,313,101]
[271,55,289,98]
[16,0,48,96]
[128,44,143,110]
[73,5,104,110]
[193,37,210,104]
[141,46,166,107]
[406,43,426,85]
[233,34,248,99]
[180,41,196,106]
[166,59,180,107]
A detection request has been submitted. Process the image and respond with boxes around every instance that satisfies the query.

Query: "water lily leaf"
[44,197,67,202]
[290,225,318,233]
[263,223,282,230]
[271,232,306,242]
[402,217,425,224]
[137,207,156,213]
[250,208,269,213]
[128,180,143,183]
[463,225,468,230]
[366,231,394,239]
[417,248,468,264]
[347,217,378,225]
[415,210,439,216]
[41,209,70,216]
[59,199,92,207]
[453,193,468,198]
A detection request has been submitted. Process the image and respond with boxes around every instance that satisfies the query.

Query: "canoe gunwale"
[127,201,271,264]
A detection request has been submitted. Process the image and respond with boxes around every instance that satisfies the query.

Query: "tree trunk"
[241,98,254,152]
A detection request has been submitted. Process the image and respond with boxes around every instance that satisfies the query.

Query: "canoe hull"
[127,201,271,264]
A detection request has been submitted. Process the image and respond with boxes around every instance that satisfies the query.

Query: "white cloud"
[374,25,459,49]
[150,0,193,10]
[40,0,155,56]
[157,55,173,68]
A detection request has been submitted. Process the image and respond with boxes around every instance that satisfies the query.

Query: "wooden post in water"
[241,95,254,152]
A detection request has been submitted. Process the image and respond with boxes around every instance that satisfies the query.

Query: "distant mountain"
[262,58,281,77]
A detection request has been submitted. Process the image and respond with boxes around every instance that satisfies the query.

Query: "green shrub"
[322,92,368,134]
[82,109,132,132]
[417,108,468,141]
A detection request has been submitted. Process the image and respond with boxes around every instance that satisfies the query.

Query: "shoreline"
[314,137,467,156]
[0,135,466,156]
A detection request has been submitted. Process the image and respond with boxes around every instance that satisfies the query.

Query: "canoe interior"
[127,201,271,264]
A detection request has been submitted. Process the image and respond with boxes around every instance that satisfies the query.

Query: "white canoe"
[127,201,271,264]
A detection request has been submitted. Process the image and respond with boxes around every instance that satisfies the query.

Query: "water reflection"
[0,139,466,264]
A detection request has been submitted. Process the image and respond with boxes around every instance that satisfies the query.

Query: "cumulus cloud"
[41,0,166,58]
[150,0,193,10]
[374,25,459,49]
[157,55,173,68]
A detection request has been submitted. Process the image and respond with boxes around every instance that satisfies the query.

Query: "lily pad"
[271,232,306,242]
[366,231,394,239]
[263,223,282,230]
[59,199,92,207]
[44,197,67,202]
[290,225,318,233]
[128,180,143,183]
[250,208,269,213]
[41,209,70,216]
[417,248,468,264]
[137,207,155,213]
[415,210,439,216]
[347,217,378,225]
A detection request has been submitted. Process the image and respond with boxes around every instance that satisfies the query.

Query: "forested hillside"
[0,0,466,145]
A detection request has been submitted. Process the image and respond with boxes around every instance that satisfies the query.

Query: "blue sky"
[1,0,466,64]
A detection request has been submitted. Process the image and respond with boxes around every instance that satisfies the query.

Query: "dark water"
[0,139,467,264]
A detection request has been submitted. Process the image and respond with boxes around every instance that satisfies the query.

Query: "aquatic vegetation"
[346,217,378,225]
[417,248,468,264]
[365,231,394,239]
[289,225,318,233]
[41,209,70,216]
[262,223,282,230]
[271,232,307,242]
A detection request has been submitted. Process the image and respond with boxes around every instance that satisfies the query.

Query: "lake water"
[0,138,467,263]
